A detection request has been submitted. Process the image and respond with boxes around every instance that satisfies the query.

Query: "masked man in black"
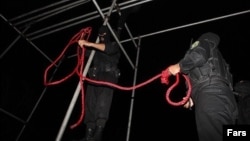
[168,32,238,141]
[77,25,121,141]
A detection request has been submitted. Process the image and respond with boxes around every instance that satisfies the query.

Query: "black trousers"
[84,70,119,129]
[193,84,238,141]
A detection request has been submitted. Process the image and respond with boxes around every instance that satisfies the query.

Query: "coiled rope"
[44,27,192,129]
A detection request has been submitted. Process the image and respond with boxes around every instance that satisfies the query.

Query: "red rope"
[44,27,92,86]
[161,69,192,106]
[43,27,92,129]
[43,27,192,129]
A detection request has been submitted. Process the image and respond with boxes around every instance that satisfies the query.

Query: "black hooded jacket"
[86,26,120,69]
[179,32,233,89]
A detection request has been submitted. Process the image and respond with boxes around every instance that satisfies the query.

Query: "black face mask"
[98,33,106,43]
[98,32,110,43]
[98,26,110,42]
[198,32,220,47]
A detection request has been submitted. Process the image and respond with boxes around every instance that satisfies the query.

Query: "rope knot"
[161,68,171,85]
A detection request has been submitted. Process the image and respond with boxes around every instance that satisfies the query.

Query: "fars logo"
[223,125,250,141]
[227,128,246,136]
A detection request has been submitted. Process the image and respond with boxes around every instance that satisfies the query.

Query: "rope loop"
[161,68,192,106]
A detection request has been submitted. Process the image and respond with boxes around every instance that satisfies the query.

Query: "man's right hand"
[168,63,180,75]
[78,39,93,47]
[183,98,194,109]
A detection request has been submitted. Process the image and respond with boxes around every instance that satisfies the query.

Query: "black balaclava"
[198,32,220,47]
[98,26,110,43]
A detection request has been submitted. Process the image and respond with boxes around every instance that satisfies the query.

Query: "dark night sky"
[1,0,250,141]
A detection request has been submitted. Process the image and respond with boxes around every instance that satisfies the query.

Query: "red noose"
[161,68,192,106]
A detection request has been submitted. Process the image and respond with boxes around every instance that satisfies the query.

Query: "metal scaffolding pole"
[0,108,26,124]
[10,0,75,21]
[115,3,138,49]
[0,26,30,59]
[126,37,141,141]
[23,0,151,40]
[0,14,54,64]
[92,0,136,69]
[12,0,90,27]
[121,9,250,43]
[55,0,117,140]
[15,55,66,141]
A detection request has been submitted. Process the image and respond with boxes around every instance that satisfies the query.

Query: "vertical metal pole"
[126,37,141,141]
[55,0,117,140]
